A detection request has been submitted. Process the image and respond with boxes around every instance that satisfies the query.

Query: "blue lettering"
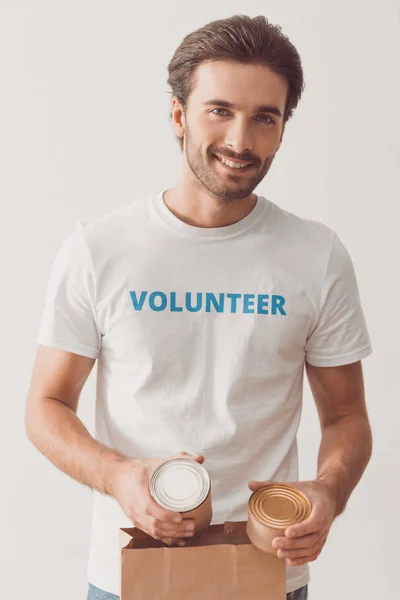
[205,293,224,313]
[243,294,255,313]
[227,293,241,313]
[170,292,183,312]
[149,291,167,311]
[257,294,269,314]
[129,290,286,315]
[186,292,202,312]
[272,295,286,315]
[129,291,148,311]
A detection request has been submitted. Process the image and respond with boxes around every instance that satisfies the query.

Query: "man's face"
[174,61,288,202]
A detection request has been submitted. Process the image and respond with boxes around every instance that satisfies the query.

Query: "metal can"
[149,458,212,535]
[246,483,311,554]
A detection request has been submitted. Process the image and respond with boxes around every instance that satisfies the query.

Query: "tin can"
[149,458,212,535]
[246,484,311,554]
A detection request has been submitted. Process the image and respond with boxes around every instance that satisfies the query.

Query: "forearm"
[316,414,372,517]
[25,397,131,496]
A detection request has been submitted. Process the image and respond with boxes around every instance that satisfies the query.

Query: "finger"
[159,536,187,547]
[272,532,319,551]
[287,552,319,567]
[193,453,205,464]
[285,509,321,539]
[142,492,184,525]
[156,518,196,538]
[285,532,329,566]
[248,480,274,491]
[276,542,320,560]
[172,451,205,464]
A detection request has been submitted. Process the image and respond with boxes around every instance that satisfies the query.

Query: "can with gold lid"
[149,458,212,535]
[246,484,311,554]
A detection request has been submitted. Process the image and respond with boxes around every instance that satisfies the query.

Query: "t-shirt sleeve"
[304,232,372,367]
[36,221,102,359]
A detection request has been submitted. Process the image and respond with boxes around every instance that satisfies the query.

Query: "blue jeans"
[87,582,308,599]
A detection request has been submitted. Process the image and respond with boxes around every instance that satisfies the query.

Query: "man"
[25,15,372,600]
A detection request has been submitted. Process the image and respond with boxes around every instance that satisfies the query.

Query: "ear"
[171,97,185,138]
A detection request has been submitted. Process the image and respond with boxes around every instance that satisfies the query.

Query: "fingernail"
[186,523,195,531]
[178,541,185,547]
[173,516,182,524]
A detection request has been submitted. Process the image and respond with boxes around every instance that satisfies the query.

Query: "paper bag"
[120,521,286,599]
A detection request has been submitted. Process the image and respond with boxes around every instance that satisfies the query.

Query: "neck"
[162,185,258,229]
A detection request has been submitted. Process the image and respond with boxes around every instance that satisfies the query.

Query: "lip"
[213,153,253,166]
[212,153,254,172]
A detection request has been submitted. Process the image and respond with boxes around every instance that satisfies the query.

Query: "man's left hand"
[247,479,337,567]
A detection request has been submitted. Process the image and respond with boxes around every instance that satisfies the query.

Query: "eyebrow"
[202,99,283,118]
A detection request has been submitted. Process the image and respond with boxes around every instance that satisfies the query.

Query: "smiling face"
[172,60,288,202]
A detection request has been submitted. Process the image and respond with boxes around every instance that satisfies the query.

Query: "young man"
[25,15,372,600]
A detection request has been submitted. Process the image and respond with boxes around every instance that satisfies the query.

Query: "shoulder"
[264,198,338,257]
[76,191,154,254]
[83,192,152,234]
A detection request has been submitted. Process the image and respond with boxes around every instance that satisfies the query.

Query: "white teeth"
[215,154,251,169]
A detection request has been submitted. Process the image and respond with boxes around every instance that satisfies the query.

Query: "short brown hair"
[166,14,305,151]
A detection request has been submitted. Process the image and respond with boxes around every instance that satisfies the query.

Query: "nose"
[224,117,254,158]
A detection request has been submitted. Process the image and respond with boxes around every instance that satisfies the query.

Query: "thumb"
[248,479,274,492]
[173,451,205,464]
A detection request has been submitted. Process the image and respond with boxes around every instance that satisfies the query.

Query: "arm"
[24,344,129,496]
[25,345,203,546]
[249,358,373,567]
[306,359,373,516]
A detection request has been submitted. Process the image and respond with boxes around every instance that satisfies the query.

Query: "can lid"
[249,484,311,529]
[150,458,210,512]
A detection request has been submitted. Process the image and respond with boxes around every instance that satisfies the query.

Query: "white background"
[1,1,399,599]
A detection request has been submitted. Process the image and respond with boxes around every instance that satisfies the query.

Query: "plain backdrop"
[1,1,399,599]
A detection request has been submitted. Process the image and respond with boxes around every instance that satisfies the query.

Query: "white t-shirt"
[37,191,372,595]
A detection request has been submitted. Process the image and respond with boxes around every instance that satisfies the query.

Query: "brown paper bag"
[120,521,286,599]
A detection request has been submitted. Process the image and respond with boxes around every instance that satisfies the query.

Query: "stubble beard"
[184,129,277,203]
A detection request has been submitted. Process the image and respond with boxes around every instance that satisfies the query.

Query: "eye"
[255,115,275,125]
[211,108,230,117]
[211,108,274,125]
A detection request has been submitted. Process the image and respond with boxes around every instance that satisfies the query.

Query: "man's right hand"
[112,451,205,547]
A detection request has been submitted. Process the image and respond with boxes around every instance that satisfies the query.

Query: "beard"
[183,127,278,203]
